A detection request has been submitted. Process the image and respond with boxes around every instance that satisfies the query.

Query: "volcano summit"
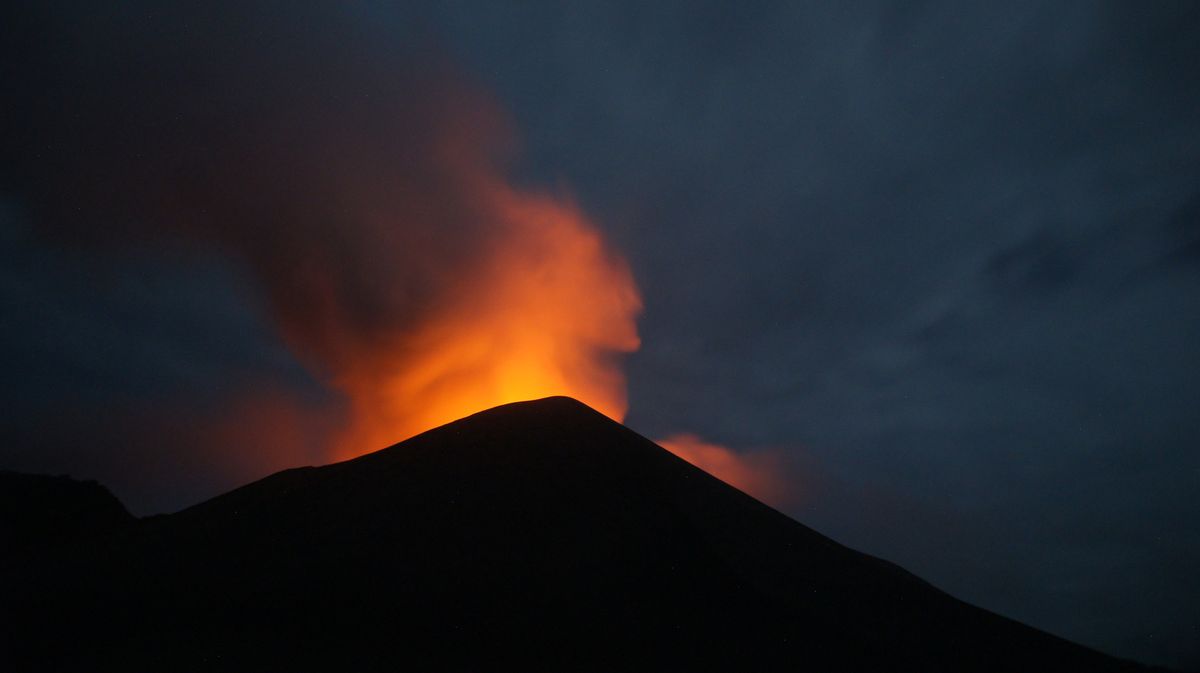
[2,397,1152,671]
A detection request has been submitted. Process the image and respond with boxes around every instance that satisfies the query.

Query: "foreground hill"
[0,470,133,551]
[1,397,1151,671]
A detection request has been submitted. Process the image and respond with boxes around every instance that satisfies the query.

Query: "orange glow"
[657,433,789,505]
[329,178,641,458]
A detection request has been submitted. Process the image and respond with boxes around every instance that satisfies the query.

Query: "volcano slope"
[2,397,1151,672]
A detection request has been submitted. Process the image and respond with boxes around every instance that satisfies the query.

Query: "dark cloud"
[4,2,514,372]
[0,206,338,512]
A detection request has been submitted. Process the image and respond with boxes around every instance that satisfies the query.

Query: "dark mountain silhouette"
[1,397,1156,672]
[0,470,133,552]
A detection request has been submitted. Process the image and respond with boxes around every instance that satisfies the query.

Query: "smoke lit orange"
[331,178,641,458]
[657,433,789,505]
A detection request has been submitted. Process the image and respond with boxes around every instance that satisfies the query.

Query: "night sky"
[3,3,1198,668]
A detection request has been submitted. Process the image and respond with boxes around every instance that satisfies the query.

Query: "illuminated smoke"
[657,433,790,505]
[10,6,643,460]
[167,74,644,459]
[327,176,642,457]
[11,6,789,510]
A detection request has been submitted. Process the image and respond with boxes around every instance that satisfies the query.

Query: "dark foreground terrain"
[1,397,1155,671]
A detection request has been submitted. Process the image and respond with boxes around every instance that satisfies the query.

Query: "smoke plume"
[6,4,640,460]
[5,4,786,508]
[657,434,792,507]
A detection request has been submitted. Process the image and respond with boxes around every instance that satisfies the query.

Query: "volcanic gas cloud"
[12,4,782,503]
[217,82,642,459]
[177,79,643,461]
[326,175,643,458]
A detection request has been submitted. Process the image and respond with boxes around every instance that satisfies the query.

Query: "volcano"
[2,397,1151,671]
